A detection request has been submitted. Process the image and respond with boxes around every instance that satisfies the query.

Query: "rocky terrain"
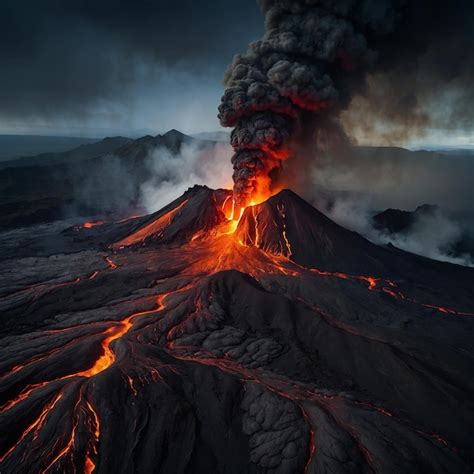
[0,186,473,473]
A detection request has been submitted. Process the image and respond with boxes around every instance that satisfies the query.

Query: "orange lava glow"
[75,321,133,378]
[84,456,96,474]
[40,417,78,474]
[84,400,100,473]
[221,195,234,221]
[115,214,144,224]
[0,391,63,462]
[126,375,138,396]
[2,190,472,472]
[105,256,118,270]
[86,401,100,440]
[230,172,282,221]
[83,221,105,229]
[112,199,189,249]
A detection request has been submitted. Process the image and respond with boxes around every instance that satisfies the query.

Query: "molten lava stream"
[111,199,189,249]
[84,399,100,473]
[0,288,190,470]
[105,256,118,270]
[38,390,86,474]
[0,328,105,380]
[0,391,63,463]
[82,220,105,229]
[1,283,192,418]
[207,213,474,319]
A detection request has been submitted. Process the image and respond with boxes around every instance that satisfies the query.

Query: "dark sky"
[1,0,472,147]
[0,0,264,137]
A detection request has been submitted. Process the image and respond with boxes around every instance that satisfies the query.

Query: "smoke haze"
[218,0,474,206]
[140,142,232,213]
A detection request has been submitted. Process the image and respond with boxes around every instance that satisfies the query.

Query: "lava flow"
[0,285,191,472]
[1,186,473,473]
[82,221,105,229]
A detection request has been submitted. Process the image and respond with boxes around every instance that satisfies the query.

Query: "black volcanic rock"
[236,189,401,274]
[110,185,231,248]
[0,187,473,474]
[373,204,439,234]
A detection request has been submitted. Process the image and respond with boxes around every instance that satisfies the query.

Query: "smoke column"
[218,0,388,212]
[218,0,474,213]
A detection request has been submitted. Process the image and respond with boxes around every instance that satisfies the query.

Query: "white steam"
[375,211,473,267]
[140,141,232,213]
[318,195,473,267]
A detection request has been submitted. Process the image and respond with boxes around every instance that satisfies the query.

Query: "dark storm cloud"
[0,0,263,122]
[342,0,474,143]
[218,0,474,207]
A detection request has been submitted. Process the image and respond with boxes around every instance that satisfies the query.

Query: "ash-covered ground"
[1,185,473,473]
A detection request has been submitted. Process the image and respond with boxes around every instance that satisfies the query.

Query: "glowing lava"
[112,199,189,249]
[82,221,105,229]
[1,188,472,473]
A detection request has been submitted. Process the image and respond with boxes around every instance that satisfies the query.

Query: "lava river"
[0,186,473,473]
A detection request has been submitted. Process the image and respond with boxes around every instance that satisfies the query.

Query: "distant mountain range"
[0,135,99,161]
[373,204,439,234]
[0,129,473,236]
[0,136,132,170]
[0,130,220,228]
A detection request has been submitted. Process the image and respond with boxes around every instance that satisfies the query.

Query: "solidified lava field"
[1,186,473,473]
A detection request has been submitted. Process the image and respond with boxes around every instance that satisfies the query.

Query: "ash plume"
[219,0,474,206]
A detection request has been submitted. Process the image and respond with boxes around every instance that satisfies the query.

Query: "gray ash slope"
[0,186,473,473]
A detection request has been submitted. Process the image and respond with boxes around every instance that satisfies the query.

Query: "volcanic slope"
[0,185,473,473]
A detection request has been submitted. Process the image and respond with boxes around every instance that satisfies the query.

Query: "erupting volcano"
[1,184,474,473]
[217,0,390,215]
[1,0,474,473]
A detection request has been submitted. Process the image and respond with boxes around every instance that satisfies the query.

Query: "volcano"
[1,186,473,473]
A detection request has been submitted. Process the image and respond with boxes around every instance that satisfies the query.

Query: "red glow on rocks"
[105,257,118,270]
[111,199,189,249]
[83,221,105,229]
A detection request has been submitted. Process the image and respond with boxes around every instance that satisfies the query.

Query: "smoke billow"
[318,194,474,267]
[74,139,232,218]
[140,142,232,213]
[219,0,474,206]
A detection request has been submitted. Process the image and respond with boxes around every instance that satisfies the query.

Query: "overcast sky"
[1,0,472,148]
[0,0,263,137]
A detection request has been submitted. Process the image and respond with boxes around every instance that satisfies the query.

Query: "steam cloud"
[140,142,232,213]
[75,140,232,218]
[219,0,474,207]
[318,194,474,267]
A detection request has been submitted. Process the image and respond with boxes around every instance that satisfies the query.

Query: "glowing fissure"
[183,218,474,317]
[105,256,118,270]
[0,391,63,463]
[277,203,292,257]
[82,221,105,229]
[2,195,472,472]
[1,285,189,417]
[84,400,100,473]
[112,199,189,249]
[0,286,196,470]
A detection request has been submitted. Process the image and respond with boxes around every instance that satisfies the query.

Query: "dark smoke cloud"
[219,0,474,206]
[342,1,474,144]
